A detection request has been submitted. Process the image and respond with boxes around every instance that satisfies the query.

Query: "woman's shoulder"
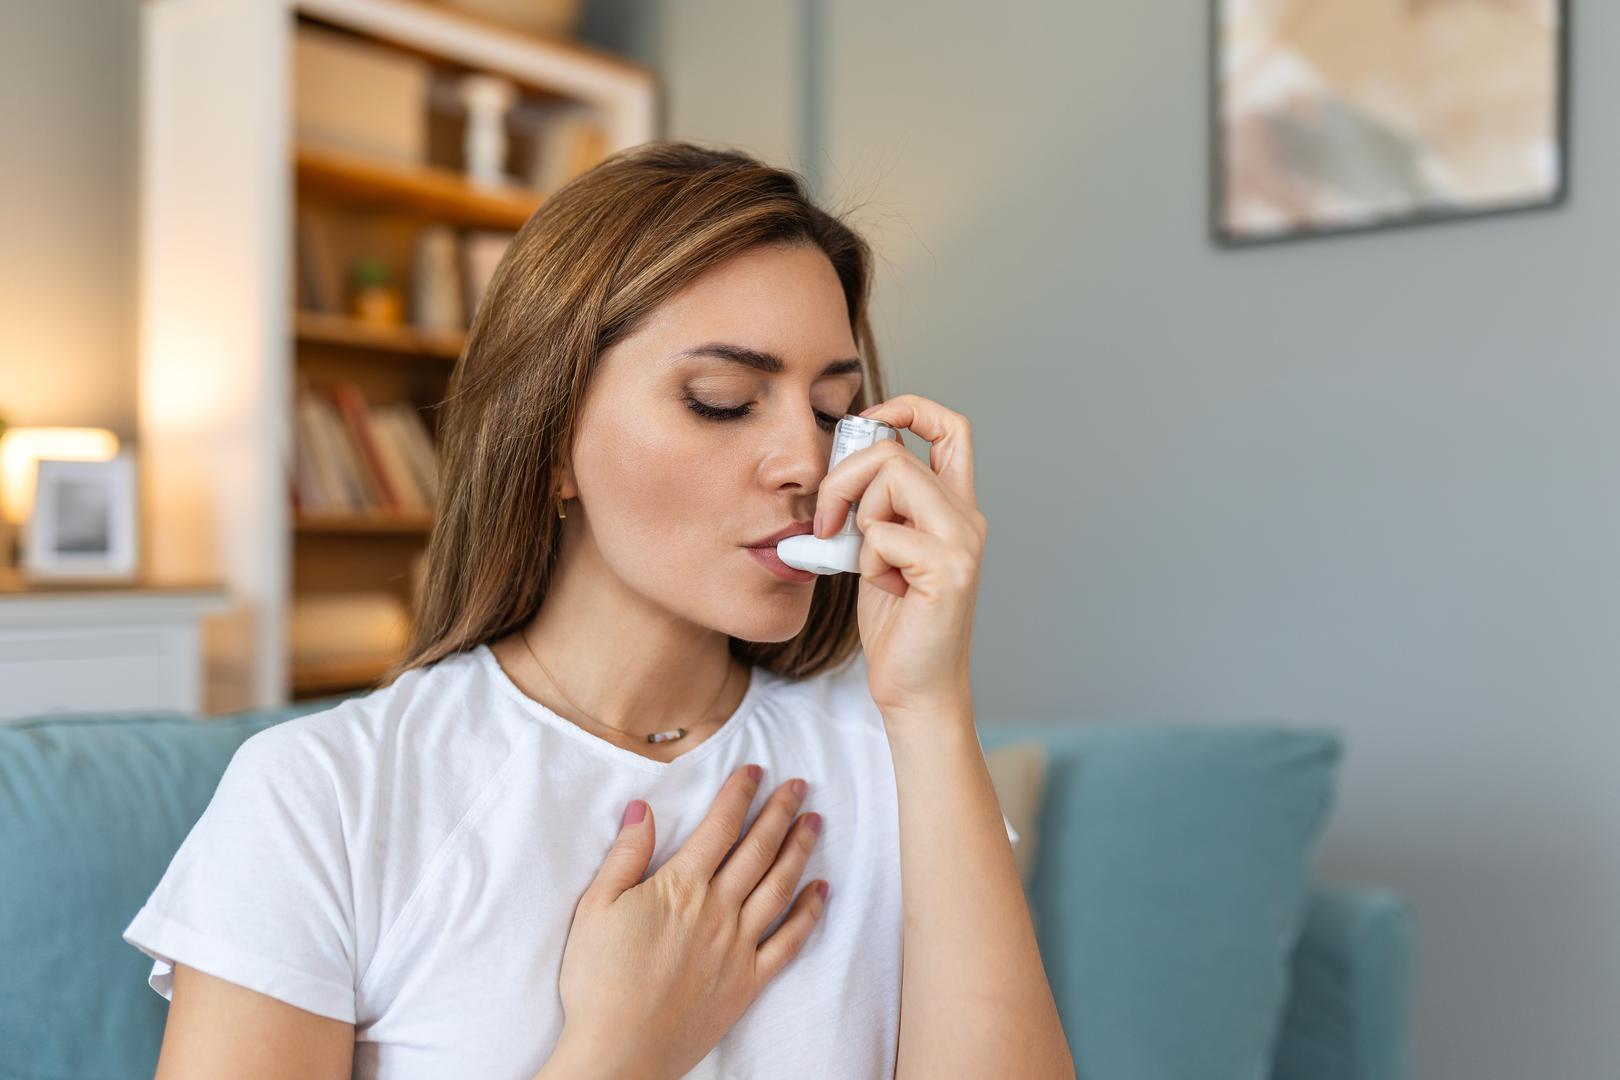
[208,647,539,938]
[126,647,536,1016]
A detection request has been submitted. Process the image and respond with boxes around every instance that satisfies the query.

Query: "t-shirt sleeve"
[1003,812,1021,849]
[121,726,358,1023]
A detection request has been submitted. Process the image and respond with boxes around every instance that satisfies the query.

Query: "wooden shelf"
[290,653,395,696]
[0,568,229,595]
[295,143,542,230]
[295,310,465,360]
[295,0,657,90]
[294,511,435,534]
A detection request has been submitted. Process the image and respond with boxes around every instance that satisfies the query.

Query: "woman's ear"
[557,461,578,502]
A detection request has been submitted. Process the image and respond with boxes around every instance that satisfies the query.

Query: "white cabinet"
[0,581,230,721]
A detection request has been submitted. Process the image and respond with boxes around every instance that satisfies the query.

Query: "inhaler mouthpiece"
[776,415,899,575]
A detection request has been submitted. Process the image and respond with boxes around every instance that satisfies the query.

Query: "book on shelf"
[330,382,403,509]
[379,403,441,504]
[292,377,440,518]
[296,387,361,509]
[296,206,345,314]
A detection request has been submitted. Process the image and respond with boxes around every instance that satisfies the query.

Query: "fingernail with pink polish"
[622,800,646,828]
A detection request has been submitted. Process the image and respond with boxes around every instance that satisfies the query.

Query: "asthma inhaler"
[776,414,900,574]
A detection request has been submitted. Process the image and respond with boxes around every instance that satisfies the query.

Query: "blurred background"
[1,2,1612,1078]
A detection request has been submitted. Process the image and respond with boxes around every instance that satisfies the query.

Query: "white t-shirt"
[122,643,1017,1079]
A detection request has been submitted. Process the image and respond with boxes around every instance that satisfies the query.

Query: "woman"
[123,142,1071,1079]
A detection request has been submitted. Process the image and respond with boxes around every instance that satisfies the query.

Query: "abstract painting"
[1213,0,1568,245]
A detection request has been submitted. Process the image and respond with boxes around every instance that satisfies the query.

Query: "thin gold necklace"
[518,629,737,744]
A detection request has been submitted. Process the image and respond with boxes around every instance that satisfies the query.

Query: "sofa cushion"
[0,698,353,1079]
[979,722,1340,1080]
[1270,886,1417,1080]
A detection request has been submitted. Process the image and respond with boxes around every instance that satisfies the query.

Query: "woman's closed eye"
[685,395,842,432]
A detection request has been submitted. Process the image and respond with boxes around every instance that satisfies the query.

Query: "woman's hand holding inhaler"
[782,394,988,722]
[538,765,827,1080]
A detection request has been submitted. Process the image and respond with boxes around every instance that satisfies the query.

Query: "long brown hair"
[379,141,887,688]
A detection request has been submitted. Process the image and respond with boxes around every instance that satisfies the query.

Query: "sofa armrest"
[1270,886,1416,1080]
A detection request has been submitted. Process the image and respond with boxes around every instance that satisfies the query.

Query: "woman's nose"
[761,411,831,494]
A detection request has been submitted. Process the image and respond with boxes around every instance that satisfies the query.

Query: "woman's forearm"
[882,701,1074,1080]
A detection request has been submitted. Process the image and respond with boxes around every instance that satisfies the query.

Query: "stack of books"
[293,379,439,516]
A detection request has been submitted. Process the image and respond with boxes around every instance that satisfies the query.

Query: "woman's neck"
[493,537,749,750]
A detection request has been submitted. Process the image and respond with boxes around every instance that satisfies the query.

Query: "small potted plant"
[350,257,404,327]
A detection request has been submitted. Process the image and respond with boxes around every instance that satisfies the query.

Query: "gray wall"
[663,2,1619,1078]
[0,1,140,441]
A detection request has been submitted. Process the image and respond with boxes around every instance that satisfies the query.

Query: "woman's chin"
[723,591,816,643]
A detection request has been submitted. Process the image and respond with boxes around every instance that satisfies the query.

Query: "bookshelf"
[294,144,542,230]
[294,511,437,534]
[139,0,657,711]
[294,310,465,361]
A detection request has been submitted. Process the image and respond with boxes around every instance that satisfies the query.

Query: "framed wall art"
[1212,0,1570,246]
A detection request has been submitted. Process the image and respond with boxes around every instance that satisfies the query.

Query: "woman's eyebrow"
[674,341,863,378]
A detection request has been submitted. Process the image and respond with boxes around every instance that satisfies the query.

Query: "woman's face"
[560,241,866,642]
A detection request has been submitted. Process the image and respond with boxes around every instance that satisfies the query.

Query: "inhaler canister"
[776,414,900,574]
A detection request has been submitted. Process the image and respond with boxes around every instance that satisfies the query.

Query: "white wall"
[0,1,140,440]
[662,2,1620,1077]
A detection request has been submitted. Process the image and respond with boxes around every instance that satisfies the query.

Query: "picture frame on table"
[21,453,140,583]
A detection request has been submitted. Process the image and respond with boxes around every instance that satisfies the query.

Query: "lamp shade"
[0,427,121,526]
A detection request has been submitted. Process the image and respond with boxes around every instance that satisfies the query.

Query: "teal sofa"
[0,699,1414,1080]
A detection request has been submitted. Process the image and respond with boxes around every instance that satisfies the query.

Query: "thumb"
[588,799,656,903]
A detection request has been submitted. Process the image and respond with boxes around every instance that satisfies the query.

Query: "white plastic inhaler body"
[776,414,900,574]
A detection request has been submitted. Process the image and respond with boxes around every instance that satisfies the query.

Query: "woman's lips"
[743,544,817,583]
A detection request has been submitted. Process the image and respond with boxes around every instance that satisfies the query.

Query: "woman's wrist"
[533,1028,635,1080]
[536,1025,683,1080]
[878,692,975,741]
